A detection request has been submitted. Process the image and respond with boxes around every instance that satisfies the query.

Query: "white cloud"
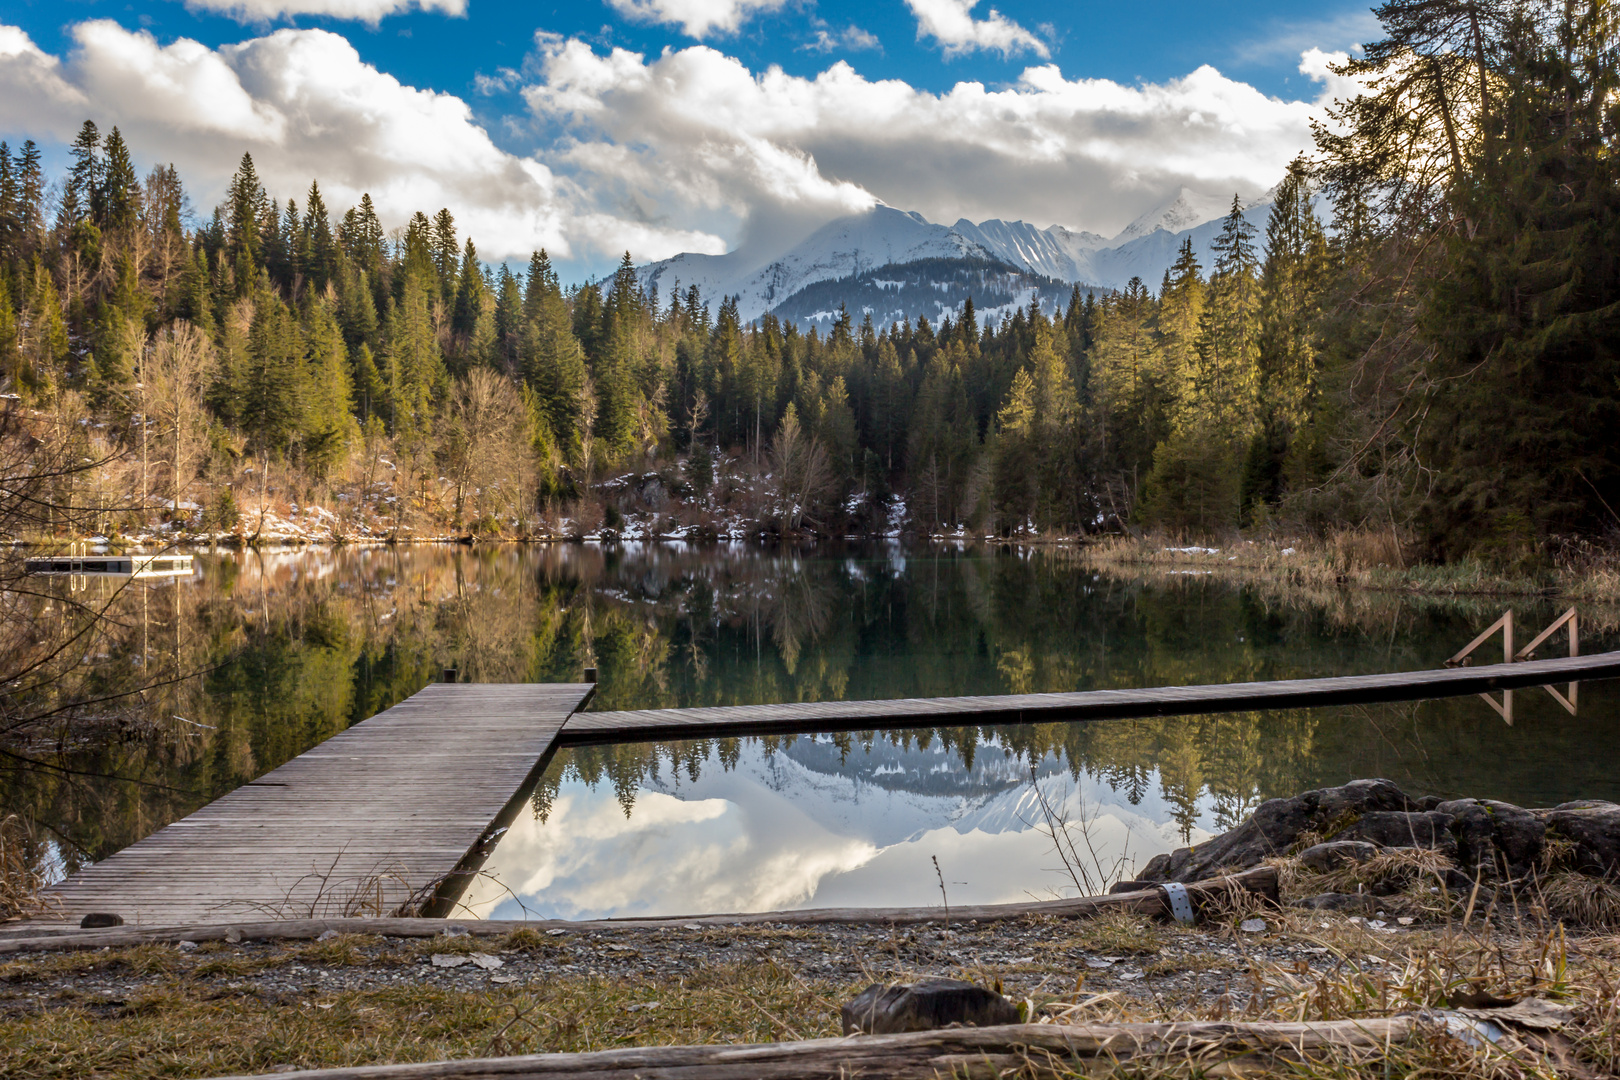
[605,0,787,39]
[524,37,1334,249]
[0,21,723,266]
[1298,47,1362,104]
[801,24,882,54]
[184,0,466,26]
[0,18,1351,278]
[905,0,1048,59]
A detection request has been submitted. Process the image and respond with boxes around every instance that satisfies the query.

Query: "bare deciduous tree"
[768,404,834,533]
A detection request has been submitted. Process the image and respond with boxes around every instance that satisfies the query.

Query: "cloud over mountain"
[0,17,1345,277]
[523,36,1336,257]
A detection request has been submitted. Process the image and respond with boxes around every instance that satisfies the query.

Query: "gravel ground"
[0,913,1433,1015]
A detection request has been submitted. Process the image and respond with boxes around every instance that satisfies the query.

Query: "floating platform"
[24,553,195,578]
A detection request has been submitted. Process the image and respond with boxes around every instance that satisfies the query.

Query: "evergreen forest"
[1,0,1618,562]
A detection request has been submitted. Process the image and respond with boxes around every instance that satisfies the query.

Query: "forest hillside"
[1,0,1617,562]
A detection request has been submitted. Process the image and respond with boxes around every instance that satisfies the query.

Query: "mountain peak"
[1114,187,1233,244]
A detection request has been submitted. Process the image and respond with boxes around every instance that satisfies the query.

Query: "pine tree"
[384,268,444,434]
[338,261,378,349]
[300,300,356,473]
[1157,238,1206,426]
[520,253,589,465]
[225,153,268,291]
[98,126,140,234]
[242,293,304,451]
[494,264,522,369]
[450,239,493,369]
[300,181,338,294]
[431,208,459,308]
[61,121,101,229]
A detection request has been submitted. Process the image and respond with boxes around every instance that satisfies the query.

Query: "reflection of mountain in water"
[639,733,1200,855]
[469,734,1209,919]
[782,733,1039,798]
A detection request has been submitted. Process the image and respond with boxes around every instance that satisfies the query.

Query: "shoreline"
[14,529,1620,604]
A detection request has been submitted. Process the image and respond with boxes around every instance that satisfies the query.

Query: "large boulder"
[1139,781,1620,889]
[1138,779,1420,884]
[1298,840,1379,873]
[1540,801,1620,877]
[1436,799,1546,878]
[1331,811,1458,859]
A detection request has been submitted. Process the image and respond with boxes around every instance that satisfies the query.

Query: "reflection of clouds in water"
[466,741,1211,921]
[465,784,878,919]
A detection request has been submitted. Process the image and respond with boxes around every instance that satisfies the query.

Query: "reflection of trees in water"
[15,543,1619,887]
[534,707,1322,840]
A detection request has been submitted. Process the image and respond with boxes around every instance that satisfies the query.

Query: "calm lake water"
[8,543,1618,917]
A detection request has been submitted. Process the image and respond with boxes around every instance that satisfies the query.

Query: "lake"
[7,543,1617,917]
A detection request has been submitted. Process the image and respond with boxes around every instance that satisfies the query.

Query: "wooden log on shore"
[0,866,1276,954]
[199,1017,1420,1080]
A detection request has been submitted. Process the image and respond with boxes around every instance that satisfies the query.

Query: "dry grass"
[0,953,847,1080]
[1081,530,1620,604]
[1538,873,1620,930]
[0,815,55,923]
[4,919,1620,1078]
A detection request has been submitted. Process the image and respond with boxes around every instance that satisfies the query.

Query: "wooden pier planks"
[37,682,594,927]
[560,650,1620,745]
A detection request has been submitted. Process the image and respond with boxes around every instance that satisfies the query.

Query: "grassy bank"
[4,889,1620,1078]
[1081,531,1620,604]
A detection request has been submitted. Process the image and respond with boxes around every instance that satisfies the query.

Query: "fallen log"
[199,1016,1419,1080]
[0,866,1275,954]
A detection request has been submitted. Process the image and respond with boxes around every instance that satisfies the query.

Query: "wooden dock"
[559,649,1620,746]
[35,682,593,927]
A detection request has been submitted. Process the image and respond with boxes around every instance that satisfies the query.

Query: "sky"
[0,0,1377,281]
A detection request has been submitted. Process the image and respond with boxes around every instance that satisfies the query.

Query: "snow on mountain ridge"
[1114,187,1236,244]
[638,187,1272,326]
[641,205,1001,324]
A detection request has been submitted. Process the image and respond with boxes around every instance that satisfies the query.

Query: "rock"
[841,978,1019,1035]
[1290,892,1375,914]
[430,954,470,968]
[316,929,340,942]
[440,924,470,938]
[225,928,243,944]
[1435,799,1545,878]
[1541,800,1620,877]
[1329,811,1457,858]
[1239,918,1267,933]
[1298,841,1379,873]
[469,953,503,970]
[79,913,123,929]
[1139,779,1421,884]
[177,940,198,952]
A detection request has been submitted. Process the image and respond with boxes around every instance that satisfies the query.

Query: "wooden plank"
[194,1017,1427,1080]
[560,650,1620,745]
[34,682,593,928]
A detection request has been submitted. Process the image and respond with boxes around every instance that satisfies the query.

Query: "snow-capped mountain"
[1112,187,1237,245]
[641,206,1002,324]
[638,186,1278,329]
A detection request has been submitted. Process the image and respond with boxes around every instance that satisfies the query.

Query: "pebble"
[1239,919,1267,934]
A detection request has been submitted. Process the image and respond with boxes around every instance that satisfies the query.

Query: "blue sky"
[0,0,1377,279]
